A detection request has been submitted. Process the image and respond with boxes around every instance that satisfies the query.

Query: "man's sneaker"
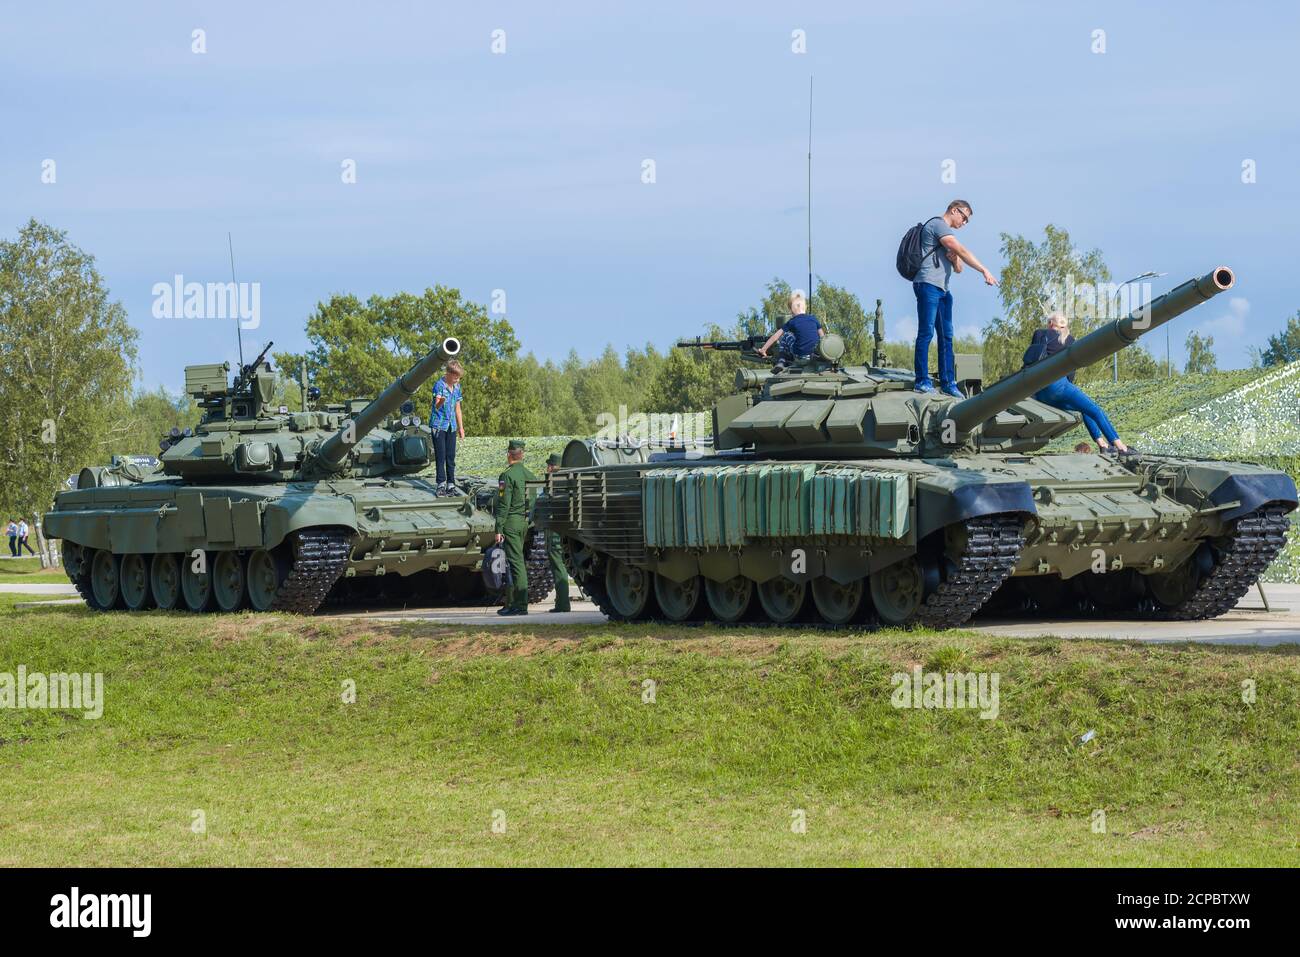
[940,383,964,398]
[497,606,527,617]
[914,380,935,394]
[549,605,571,614]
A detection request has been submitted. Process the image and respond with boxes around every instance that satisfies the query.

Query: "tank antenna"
[806,74,813,316]
[227,232,245,370]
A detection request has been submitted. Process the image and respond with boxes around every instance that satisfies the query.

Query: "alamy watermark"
[0,666,103,719]
[594,404,711,444]
[1042,276,1154,326]
[890,665,999,719]
[152,274,260,329]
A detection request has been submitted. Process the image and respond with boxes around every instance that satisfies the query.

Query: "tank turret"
[158,337,461,482]
[310,337,460,473]
[696,268,1234,458]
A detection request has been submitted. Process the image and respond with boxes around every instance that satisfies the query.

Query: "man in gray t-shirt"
[909,199,999,397]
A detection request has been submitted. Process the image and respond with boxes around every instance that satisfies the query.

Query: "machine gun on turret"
[675,335,772,362]
[230,340,275,397]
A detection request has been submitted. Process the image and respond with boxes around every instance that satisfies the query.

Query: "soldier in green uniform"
[494,439,537,616]
[544,453,571,613]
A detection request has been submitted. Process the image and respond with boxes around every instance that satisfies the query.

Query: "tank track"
[913,514,1026,628]
[580,565,622,621]
[1150,504,1289,621]
[271,529,354,614]
[523,532,556,604]
[65,552,96,607]
[579,514,1025,628]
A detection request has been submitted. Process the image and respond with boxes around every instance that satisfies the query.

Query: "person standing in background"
[5,520,17,557]
[16,519,35,556]
[429,359,465,494]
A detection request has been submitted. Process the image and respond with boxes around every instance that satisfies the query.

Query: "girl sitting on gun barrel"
[1025,313,1132,455]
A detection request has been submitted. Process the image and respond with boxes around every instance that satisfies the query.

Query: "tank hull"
[45,473,553,613]
[535,449,1295,627]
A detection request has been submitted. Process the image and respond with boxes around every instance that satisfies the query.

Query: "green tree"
[983,226,1112,385]
[106,387,198,459]
[1184,331,1218,375]
[571,345,630,430]
[275,286,533,437]
[518,354,583,435]
[1260,311,1300,367]
[0,219,138,524]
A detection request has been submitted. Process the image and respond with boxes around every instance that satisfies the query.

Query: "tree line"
[8,218,1292,525]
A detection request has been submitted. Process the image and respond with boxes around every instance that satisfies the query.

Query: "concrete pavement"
[7,580,1300,645]
[316,583,1300,646]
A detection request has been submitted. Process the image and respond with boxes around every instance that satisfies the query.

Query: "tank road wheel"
[181,550,215,612]
[757,577,807,624]
[604,557,653,620]
[704,575,753,623]
[811,577,866,626]
[119,554,155,611]
[870,558,925,627]
[212,551,248,612]
[1144,546,1210,610]
[246,548,289,612]
[150,553,183,610]
[88,550,124,611]
[654,574,702,622]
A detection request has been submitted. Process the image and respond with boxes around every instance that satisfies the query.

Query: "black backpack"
[896,216,942,280]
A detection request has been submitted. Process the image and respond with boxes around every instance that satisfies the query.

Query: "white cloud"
[1199,296,1250,338]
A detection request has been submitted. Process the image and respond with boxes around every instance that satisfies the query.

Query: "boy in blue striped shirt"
[430,359,464,493]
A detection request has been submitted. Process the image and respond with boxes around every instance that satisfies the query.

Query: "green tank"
[45,338,552,613]
[536,266,1296,626]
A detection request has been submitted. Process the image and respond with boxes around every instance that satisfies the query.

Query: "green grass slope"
[1,596,1297,866]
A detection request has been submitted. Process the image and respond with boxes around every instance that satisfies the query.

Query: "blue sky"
[4,1,1296,391]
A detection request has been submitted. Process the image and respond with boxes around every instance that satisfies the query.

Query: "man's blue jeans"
[913,281,955,388]
[1034,378,1120,443]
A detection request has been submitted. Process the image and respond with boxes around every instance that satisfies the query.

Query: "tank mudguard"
[262,496,359,549]
[915,471,1036,539]
[1183,462,1298,522]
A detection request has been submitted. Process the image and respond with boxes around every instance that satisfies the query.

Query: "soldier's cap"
[546,453,562,466]
[507,439,526,451]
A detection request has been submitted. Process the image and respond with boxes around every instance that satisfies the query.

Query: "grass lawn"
[0,557,66,585]
[1,593,1297,866]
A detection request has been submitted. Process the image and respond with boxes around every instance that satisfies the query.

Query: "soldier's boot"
[550,580,571,613]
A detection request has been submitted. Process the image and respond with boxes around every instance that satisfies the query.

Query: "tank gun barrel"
[313,337,460,470]
[948,267,1235,433]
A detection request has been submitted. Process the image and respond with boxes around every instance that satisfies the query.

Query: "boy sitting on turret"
[756,290,825,363]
